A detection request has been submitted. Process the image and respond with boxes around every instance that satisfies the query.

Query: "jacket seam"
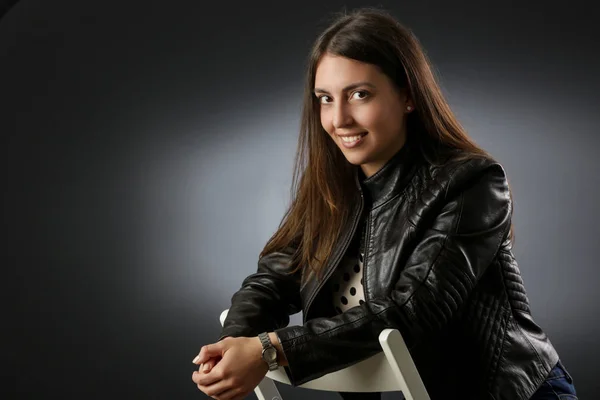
[394,171,464,311]
[511,315,548,400]
[454,190,465,233]
[279,330,309,346]
[398,230,449,311]
[513,310,543,365]
[489,306,510,398]
[280,313,373,348]
[498,250,543,369]
[443,157,475,199]
[371,191,402,211]
[389,161,468,312]
[370,165,420,210]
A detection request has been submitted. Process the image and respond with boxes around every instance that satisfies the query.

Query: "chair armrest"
[219,309,229,327]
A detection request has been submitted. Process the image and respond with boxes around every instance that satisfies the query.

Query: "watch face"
[263,347,277,363]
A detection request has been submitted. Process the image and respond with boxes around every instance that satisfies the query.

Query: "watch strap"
[258,332,278,371]
[258,332,271,348]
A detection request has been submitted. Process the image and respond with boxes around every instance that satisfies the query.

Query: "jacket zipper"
[362,215,370,301]
[303,191,364,322]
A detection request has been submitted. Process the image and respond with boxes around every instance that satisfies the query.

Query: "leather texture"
[220,144,559,400]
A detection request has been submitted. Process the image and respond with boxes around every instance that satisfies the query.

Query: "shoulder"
[418,150,509,199]
[449,153,506,187]
[413,151,512,235]
[405,150,511,225]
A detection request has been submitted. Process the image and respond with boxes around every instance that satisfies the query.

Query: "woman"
[191,8,577,400]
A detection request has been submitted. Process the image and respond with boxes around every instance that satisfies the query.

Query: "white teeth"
[340,134,365,142]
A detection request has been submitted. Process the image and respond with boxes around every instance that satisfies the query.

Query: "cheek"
[367,105,403,136]
[320,110,334,135]
[354,106,385,131]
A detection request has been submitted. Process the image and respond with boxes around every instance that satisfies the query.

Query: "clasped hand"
[191,336,268,400]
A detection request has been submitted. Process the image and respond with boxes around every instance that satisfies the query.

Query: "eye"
[351,90,370,100]
[318,95,332,104]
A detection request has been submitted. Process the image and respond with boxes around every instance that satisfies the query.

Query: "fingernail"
[192,355,200,364]
[203,363,210,372]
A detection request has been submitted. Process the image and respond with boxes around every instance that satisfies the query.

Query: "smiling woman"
[314,55,411,177]
[192,7,577,400]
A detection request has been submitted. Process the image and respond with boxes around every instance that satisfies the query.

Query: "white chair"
[219,309,430,400]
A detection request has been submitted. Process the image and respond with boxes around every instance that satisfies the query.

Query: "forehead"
[314,54,383,90]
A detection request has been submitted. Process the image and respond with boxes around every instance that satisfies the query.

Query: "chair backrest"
[218,309,430,399]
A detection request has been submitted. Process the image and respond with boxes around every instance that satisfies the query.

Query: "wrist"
[254,337,268,369]
[268,332,288,367]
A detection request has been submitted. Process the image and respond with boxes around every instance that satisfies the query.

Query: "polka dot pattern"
[331,249,365,314]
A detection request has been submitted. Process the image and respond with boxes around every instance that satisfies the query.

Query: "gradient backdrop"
[3,0,599,399]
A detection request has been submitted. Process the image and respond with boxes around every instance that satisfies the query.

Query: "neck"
[358,138,420,208]
[359,134,407,178]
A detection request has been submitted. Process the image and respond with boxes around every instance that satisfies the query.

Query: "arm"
[274,159,512,386]
[192,246,299,397]
[219,245,303,341]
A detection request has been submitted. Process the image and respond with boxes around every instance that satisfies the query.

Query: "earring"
[406,106,413,111]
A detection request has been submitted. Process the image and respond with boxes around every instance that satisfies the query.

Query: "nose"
[332,102,353,129]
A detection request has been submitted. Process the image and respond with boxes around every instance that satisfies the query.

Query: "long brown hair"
[260,7,514,280]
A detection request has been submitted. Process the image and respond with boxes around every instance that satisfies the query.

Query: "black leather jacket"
[220,145,559,400]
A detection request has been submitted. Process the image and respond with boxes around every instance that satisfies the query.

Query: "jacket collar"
[357,138,420,209]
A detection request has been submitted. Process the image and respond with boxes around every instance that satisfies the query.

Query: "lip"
[337,132,367,149]
[336,131,367,137]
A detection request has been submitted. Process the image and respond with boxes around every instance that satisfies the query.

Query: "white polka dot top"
[331,225,366,314]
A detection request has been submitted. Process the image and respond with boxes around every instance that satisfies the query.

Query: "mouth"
[338,132,367,148]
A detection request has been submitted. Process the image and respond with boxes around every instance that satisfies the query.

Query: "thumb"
[199,357,217,373]
[192,342,225,365]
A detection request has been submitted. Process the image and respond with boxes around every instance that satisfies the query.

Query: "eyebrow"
[313,81,376,94]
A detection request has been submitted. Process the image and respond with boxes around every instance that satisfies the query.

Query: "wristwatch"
[258,332,279,371]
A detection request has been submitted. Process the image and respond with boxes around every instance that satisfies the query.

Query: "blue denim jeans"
[529,359,578,399]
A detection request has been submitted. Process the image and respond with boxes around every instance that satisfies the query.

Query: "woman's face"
[314,53,413,177]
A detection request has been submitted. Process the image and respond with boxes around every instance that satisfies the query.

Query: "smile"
[338,132,367,148]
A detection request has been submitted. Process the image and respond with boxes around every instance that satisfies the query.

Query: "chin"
[340,151,369,166]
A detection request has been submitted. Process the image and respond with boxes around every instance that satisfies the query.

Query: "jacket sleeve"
[219,245,302,340]
[274,159,513,386]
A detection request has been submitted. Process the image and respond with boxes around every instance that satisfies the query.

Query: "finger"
[192,370,202,385]
[196,360,213,374]
[197,379,231,399]
[202,358,217,373]
[196,363,224,386]
[193,342,224,364]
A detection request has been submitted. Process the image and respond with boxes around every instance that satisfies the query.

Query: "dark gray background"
[3,0,598,398]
